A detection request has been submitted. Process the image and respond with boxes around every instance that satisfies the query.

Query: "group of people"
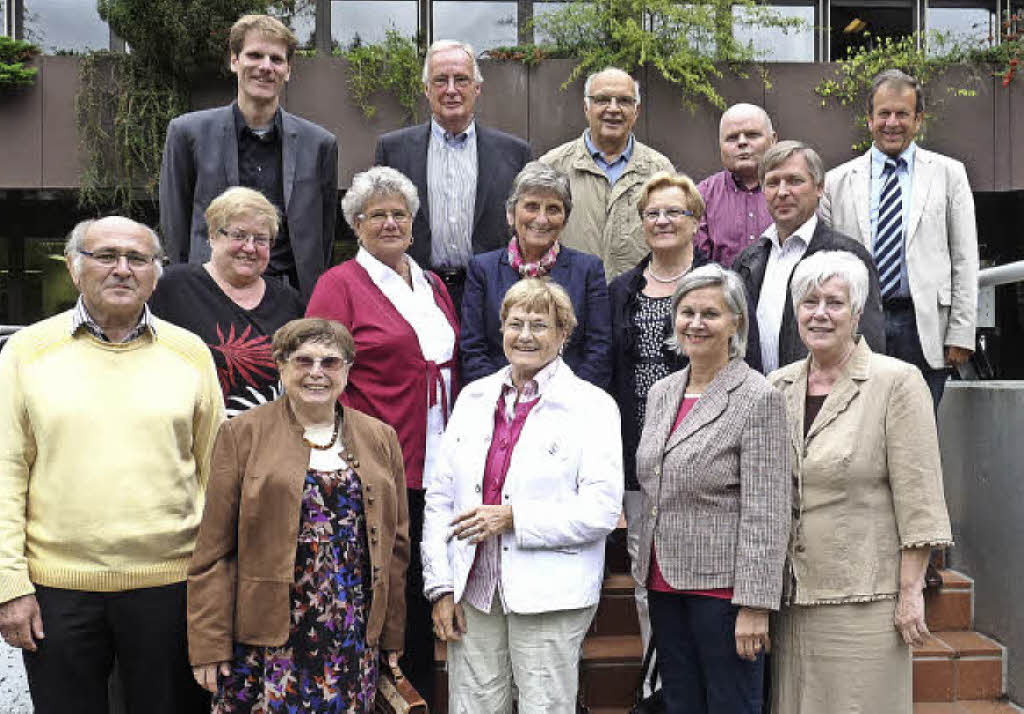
[0,11,977,714]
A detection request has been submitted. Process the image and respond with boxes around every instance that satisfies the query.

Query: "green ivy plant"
[815,34,981,152]
[0,37,41,88]
[531,0,804,109]
[483,45,574,66]
[340,30,423,121]
[76,0,270,215]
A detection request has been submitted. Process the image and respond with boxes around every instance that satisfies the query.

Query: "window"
[927,0,997,49]
[533,1,573,44]
[274,0,318,48]
[432,1,518,50]
[23,0,108,53]
[331,0,418,47]
[734,4,816,61]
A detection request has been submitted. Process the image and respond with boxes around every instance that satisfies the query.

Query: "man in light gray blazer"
[159,15,338,303]
[821,69,978,408]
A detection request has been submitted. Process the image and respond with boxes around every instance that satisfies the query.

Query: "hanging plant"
[340,29,423,121]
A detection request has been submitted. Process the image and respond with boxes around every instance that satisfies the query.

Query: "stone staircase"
[432,529,1020,713]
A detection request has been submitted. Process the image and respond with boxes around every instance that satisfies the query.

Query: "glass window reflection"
[331,1,418,48]
[24,0,108,53]
[433,2,518,51]
[928,6,995,50]
[733,4,815,61]
[274,0,317,48]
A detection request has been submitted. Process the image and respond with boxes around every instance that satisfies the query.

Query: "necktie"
[874,158,905,299]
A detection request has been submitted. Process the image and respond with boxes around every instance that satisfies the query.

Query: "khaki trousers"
[446,593,597,714]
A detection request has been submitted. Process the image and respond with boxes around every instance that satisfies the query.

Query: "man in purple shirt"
[695,103,777,267]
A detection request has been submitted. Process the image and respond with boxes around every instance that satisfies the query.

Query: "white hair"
[341,166,421,229]
[583,67,641,109]
[719,103,774,138]
[64,218,164,279]
[421,40,484,84]
[789,250,870,318]
[667,263,749,359]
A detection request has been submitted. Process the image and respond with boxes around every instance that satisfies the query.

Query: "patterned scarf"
[507,237,560,277]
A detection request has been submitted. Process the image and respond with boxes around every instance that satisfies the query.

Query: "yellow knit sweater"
[0,311,225,602]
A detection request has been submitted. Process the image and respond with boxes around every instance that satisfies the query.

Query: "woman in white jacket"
[422,277,623,713]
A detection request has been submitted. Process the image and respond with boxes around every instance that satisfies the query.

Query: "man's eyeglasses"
[289,355,349,372]
[218,228,274,248]
[587,94,637,108]
[359,210,412,226]
[642,208,695,222]
[78,249,158,269]
[430,74,473,89]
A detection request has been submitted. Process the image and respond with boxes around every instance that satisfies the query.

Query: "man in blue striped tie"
[821,69,979,409]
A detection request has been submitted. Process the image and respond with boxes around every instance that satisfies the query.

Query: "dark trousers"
[22,582,209,714]
[648,591,764,714]
[883,299,951,411]
[401,488,436,710]
[433,267,466,317]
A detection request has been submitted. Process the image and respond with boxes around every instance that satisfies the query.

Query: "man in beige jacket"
[540,67,674,280]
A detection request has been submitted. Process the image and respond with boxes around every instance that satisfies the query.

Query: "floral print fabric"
[213,467,377,713]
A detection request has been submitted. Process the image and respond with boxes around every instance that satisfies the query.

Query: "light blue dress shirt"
[584,130,635,186]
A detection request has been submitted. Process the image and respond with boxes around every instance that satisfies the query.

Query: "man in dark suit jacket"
[374,39,531,310]
[732,140,885,374]
[159,15,338,303]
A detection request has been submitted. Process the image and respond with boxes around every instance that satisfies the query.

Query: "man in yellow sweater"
[0,216,224,714]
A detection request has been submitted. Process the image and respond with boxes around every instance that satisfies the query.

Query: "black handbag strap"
[636,638,659,699]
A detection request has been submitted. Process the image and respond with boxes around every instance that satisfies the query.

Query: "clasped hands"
[446,504,514,545]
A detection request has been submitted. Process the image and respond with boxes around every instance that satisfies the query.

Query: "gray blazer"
[634,358,791,610]
[159,104,339,302]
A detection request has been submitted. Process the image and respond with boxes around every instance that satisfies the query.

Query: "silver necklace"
[645,265,688,284]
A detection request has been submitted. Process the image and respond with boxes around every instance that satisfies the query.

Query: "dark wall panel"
[476,59,529,142]
[40,57,82,189]
[527,60,586,159]
[924,66,995,192]
[0,63,43,188]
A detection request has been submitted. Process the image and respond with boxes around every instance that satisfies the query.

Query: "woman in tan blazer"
[635,263,791,714]
[187,318,409,713]
[768,251,952,714]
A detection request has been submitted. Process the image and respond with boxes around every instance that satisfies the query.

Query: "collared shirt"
[695,169,773,268]
[70,296,156,343]
[232,103,294,285]
[356,247,455,484]
[869,142,915,298]
[584,130,635,186]
[427,117,478,270]
[756,214,817,373]
[461,357,562,613]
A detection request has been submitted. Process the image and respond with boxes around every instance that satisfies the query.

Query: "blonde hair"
[499,278,578,336]
[205,186,280,241]
[229,14,298,61]
[637,171,705,220]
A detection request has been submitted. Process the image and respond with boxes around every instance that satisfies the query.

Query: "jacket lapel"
[222,109,239,186]
[907,148,935,249]
[473,126,493,232]
[851,153,871,243]
[805,339,871,443]
[780,359,808,457]
[663,359,745,454]
[282,111,298,211]
[411,123,432,227]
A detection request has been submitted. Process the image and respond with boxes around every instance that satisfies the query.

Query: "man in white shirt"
[732,141,885,373]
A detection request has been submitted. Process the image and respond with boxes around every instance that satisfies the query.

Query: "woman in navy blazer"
[460,162,612,388]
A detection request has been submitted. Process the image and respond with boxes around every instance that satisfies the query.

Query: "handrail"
[979,260,1024,288]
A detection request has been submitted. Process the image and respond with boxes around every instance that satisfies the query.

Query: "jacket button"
[795,544,806,553]
[367,496,375,505]
[353,459,360,468]
[475,484,481,493]
[372,537,379,545]
[370,525,378,534]
[654,466,661,476]
[503,546,509,552]
[503,494,509,500]
[366,484,372,491]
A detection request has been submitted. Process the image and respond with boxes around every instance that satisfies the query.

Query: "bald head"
[584,67,641,108]
[718,103,776,188]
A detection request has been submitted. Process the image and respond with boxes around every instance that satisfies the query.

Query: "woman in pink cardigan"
[305,166,459,709]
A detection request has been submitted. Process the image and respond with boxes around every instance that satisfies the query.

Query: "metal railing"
[979,260,1024,289]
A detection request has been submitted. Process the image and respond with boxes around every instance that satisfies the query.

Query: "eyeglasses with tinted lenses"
[289,355,348,372]
[78,249,158,269]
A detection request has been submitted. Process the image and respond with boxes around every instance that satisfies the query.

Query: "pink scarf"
[507,237,560,277]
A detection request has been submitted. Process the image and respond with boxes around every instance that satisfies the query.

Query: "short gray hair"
[65,217,164,279]
[583,67,641,108]
[789,250,870,318]
[758,140,825,187]
[422,40,484,84]
[868,69,924,115]
[342,166,421,229]
[505,161,573,220]
[667,263,749,359]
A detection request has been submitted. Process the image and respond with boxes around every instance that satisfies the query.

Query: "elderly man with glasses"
[0,216,224,714]
[540,67,675,280]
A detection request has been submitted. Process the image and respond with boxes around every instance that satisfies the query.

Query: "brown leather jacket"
[187,397,409,665]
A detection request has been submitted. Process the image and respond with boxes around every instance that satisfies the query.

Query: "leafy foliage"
[76,0,270,215]
[340,30,423,121]
[966,10,1024,87]
[0,37,41,88]
[484,45,574,65]
[531,0,804,108]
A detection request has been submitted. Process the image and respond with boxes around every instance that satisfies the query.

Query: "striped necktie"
[874,157,905,299]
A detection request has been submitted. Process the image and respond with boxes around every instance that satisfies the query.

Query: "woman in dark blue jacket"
[460,162,612,388]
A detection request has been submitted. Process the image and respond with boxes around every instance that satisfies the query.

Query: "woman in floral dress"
[187,318,410,713]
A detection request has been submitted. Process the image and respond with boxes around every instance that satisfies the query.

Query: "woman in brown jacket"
[187,318,409,713]
[768,251,952,713]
